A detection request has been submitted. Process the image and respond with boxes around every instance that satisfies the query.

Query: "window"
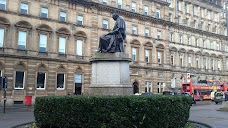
[132,2,136,12]
[179,35,182,43]
[218,61,221,70]
[204,58,207,69]
[200,8,204,17]
[59,37,66,54]
[157,51,162,64]
[145,82,152,92]
[132,47,137,61]
[40,7,48,18]
[184,2,188,13]
[196,39,199,46]
[132,25,137,34]
[210,41,213,49]
[196,58,199,68]
[102,0,107,4]
[77,15,83,25]
[0,28,4,47]
[208,24,210,31]
[60,11,66,22]
[188,37,191,45]
[193,20,196,28]
[76,40,83,56]
[188,56,192,66]
[171,54,174,65]
[193,6,197,15]
[180,56,183,67]
[20,3,28,14]
[216,42,219,50]
[75,74,82,95]
[177,1,181,11]
[145,28,149,37]
[214,13,217,22]
[214,26,217,33]
[18,31,27,50]
[212,59,215,70]
[157,82,163,93]
[39,34,47,52]
[169,13,172,21]
[15,71,25,89]
[57,73,65,89]
[103,19,108,29]
[156,9,160,18]
[157,31,161,39]
[170,33,173,42]
[144,6,148,15]
[168,0,172,7]
[0,0,6,10]
[203,40,206,48]
[145,50,149,63]
[37,72,45,89]
[208,11,210,20]
[118,0,122,9]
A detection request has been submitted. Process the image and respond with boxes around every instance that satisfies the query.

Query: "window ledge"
[14,88,24,90]
[56,88,65,90]
[36,88,45,90]
[131,33,139,36]
[39,52,48,56]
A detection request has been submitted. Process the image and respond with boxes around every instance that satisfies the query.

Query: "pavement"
[0,105,34,128]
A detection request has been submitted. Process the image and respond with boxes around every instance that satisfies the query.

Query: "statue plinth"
[88,52,133,95]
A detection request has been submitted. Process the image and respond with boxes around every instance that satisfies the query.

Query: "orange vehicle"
[181,80,227,101]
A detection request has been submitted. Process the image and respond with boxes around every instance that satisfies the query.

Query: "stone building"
[167,0,228,89]
[0,0,227,104]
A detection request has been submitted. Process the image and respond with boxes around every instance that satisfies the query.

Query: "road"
[190,101,228,128]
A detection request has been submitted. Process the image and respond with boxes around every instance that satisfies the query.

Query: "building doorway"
[133,81,139,94]
[74,74,82,95]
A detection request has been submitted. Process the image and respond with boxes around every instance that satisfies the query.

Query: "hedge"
[34,95,191,128]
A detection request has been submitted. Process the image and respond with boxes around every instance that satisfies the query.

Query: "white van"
[211,91,215,101]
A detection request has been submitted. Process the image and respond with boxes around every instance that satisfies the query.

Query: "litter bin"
[25,96,32,105]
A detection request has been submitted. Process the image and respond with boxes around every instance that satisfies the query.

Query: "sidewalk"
[0,105,34,128]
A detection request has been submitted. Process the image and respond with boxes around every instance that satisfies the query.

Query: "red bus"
[181,80,227,101]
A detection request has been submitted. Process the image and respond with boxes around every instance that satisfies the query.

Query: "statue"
[97,10,126,53]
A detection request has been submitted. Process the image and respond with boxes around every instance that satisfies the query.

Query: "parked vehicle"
[163,91,177,95]
[178,92,196,105]
[225,91,228,101]
[141,92,154,96]
[214,91,224,104]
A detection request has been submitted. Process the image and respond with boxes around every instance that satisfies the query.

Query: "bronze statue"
[97,10,126,53]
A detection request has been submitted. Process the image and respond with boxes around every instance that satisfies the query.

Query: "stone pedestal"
[89,52,133,95]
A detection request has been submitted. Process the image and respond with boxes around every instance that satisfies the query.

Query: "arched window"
[0,17,10,48]
[74,31,87,57]
[156,44,165,64]
[56,28,70,55]
[133,81,139,94]
[15,21,32,51]
[14,63,26,89]
[36,24,53,53]
[36,64,47,89]
[144,42,153,63]
[74,67,83,95]
[56,65,66,89]
[130,40,140,62]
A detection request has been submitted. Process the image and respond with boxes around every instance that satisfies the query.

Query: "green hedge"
[34,95,191,128]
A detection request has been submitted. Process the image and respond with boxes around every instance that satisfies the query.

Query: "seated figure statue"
[97,10,126,53]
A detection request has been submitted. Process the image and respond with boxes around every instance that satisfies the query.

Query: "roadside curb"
[11,121,36,128]
[188,120,215,128]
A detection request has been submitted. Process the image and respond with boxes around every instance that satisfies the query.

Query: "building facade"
[167,0,228,89]
[0,0,227,104]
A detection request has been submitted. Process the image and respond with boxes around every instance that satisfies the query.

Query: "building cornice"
[69,0,227,40]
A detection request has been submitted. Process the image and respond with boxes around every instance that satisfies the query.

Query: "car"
[141,92,154,96]
[214,91,224,104]
[178,92,196,105]
[225,91,228,101]
[163,91,177,95]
